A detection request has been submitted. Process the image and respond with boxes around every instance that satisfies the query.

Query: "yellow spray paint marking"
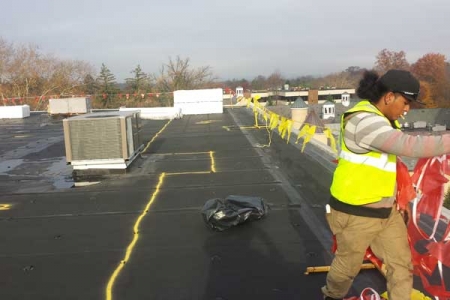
[14,135,29,138]
[0,204,12,210]
[166,171,211,176]
[106,173,166,300]
[222,125,268,131]
[142,119,172,153]
[168,151,211,155]
[209,151,216,173]
[105,119,217,300]
[195,120,218,125]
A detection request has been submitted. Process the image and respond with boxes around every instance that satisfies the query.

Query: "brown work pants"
[322,207,412,299]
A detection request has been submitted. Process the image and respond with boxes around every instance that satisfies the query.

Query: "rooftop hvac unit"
[63,111,143,169]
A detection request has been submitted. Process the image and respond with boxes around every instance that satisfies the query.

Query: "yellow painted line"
[166,171,211,176]
[222,125,267,131]
[106,121,219,300]
[167,151,211,155]
[0,204,12,210]
[14,135,29,138]
[150,152,216,174]
[195,120,219,125]
[241,126,268,129]
[105,173,166,300]
[209,151,216,173]
[142,119,173,153]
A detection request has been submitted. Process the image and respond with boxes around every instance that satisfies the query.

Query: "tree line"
[0,36,449,109]
[225,50,450,108]
[0,37,215,109]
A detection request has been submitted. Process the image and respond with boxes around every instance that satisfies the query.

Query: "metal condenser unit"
[63,111,142,169]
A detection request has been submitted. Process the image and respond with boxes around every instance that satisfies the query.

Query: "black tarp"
[201,195,269,231]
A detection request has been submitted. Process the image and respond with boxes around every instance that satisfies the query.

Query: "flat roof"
[0,108,420,299]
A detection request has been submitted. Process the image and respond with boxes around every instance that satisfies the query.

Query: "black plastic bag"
[201,195,269,231]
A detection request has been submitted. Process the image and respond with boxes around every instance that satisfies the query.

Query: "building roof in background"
[308,99,359,124]
[268,97,448,131]
[301,109,326,133]
[400,108,450,128]
[291,97,308,109]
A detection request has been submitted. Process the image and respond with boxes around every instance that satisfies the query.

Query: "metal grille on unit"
[63,111,142,163]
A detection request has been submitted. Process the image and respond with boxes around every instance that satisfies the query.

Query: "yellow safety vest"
[330,100,397,205]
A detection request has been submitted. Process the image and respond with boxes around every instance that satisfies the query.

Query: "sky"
[2,0,450,82]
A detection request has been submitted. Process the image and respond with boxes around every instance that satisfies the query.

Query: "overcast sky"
[2,0,450,82]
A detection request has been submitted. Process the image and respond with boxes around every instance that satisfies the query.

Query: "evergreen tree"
[96,63,118,107]
[125,65,150,94]
[82,74,97,95]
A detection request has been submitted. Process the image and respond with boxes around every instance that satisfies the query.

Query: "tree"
[266,71,284,91]
[154,56,215,92]
[83,74,97,95]
[223,78,249,92]
[42,59,95,97]
[0,38,94,109]
[289,75,315,89]
[251,75,267,91]
[345,66,362,74]
[445,62,450,103]
[345,66,367,87]
[411,53,447,84]
[96,63,119,107]
[237,79,250,92]
[125,64,151,94]
[374,49,410,74]
[153,56,216,106]
[413,81,437,108]
[411,53,449,107]
[0,37,13,84]
[321,71,352,89]
[267,71,284,105]
[5,43,42,99]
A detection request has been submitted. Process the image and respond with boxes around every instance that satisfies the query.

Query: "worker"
[322,69,450,300]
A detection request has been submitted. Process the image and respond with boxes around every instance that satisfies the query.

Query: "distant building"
[299,109,328,145]
[236,86,244,97]
[322,100,336,120]
[308,97,359,124]
[341,92,350,107]
[290,97,309,129]
[248,88,356,104]
[400,108,450,130]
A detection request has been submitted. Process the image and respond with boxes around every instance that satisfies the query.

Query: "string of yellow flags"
[246,96,338,153]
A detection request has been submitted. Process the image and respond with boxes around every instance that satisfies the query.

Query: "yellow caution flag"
[254,110,259,127]
[296,124,316,152]
[269,113,279,130]
[285,120,293,143]
[278,117,287,138]
[324,128,337,153]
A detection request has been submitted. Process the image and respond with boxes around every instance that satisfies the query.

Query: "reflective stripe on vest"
[339,151,396,172]
[330,100,397,205]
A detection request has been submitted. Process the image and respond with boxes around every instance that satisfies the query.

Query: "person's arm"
[345,112,450,158]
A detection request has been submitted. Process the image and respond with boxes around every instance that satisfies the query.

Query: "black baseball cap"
[379,69,424,104]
